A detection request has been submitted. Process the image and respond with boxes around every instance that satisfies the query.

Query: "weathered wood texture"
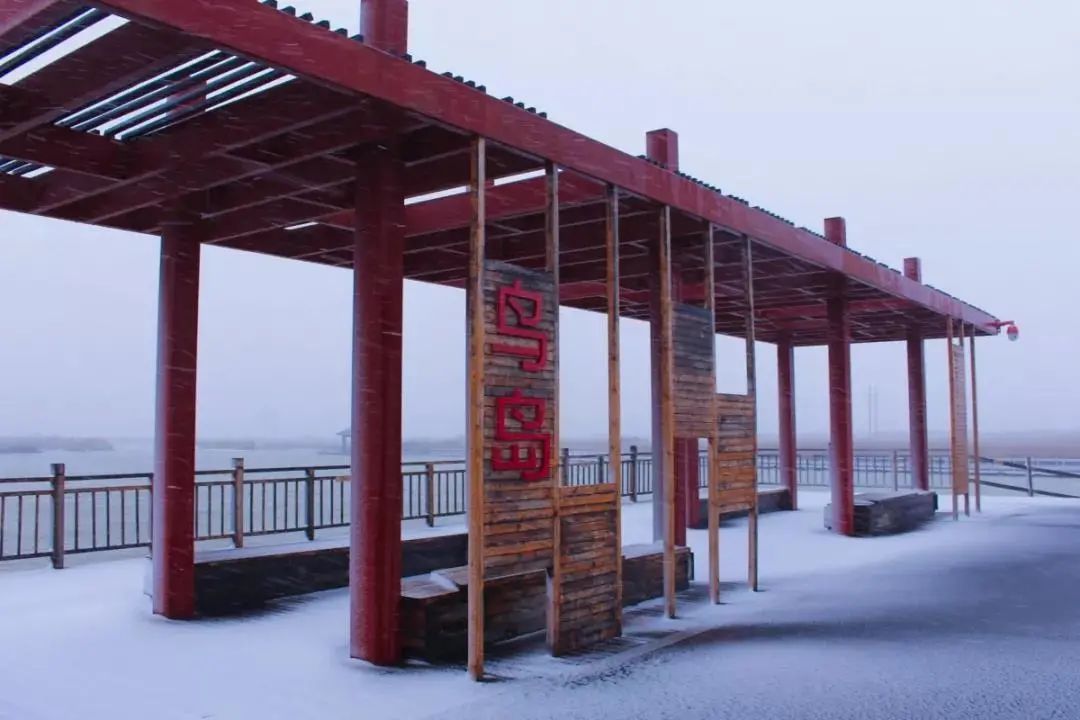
[673,303,716,438]
[192,533,469,616]
[482,259,557,580]
[711,392,758,512]
[823,491,938,536]
[400,543,692,662]
[949,343,969,497]
[553,483,620,654]
[466,136,487,680]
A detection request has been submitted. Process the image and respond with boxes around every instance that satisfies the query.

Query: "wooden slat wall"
[949,344,970,496]
[673,303,716,438]
[483,259,557,580]
[711,392,758,512]
[553,482,620,654]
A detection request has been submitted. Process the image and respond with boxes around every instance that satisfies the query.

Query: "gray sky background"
[1,0,1077,442]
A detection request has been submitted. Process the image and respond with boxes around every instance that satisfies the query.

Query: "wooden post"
[231,457,244,548]
[704,225,720,604]
[425,462,436,527]
[545,159,563,653]
[1026,457,1035,497]
[657,205,677,619]
[968,326,982,512]
[305,468,316,541]
[628,445,638,501]
[946,319,958,520]
[776,336,798,510]
[50,463,65,570]
[743,236,759,591]
[605,183,624,632]
[466,136,487,682]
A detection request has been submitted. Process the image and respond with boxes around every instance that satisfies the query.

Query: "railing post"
[425,462,436,527]
[561,447,570,485]
[892,450,899,492]
[629,445,639,501]
[1026,457,1035,497]
[50,463,66,569]
[231,458,245,548]
[305,468,316,541]
[597,455,606,484]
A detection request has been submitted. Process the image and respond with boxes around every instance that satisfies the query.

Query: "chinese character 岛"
[491,389,551,481]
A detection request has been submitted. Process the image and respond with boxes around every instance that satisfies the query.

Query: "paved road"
[436,503,1080,720]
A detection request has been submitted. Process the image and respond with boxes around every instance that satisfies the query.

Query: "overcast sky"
[0,0,1076,442]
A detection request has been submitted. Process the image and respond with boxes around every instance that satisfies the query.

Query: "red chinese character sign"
[482,261,556,580]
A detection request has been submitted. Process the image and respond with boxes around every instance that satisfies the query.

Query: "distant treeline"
[0,437,113,455]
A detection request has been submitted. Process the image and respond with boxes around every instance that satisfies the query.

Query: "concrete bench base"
[824,491,938,536]
[688,486,793,530]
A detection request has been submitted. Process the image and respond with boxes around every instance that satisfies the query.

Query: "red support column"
[776,336,798,510]
[361,0,409,54]
[350,136,405,665]
[825,217,854,536]
[904,257,930,491]
[152,210,201,619]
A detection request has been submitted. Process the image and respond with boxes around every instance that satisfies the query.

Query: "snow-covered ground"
[2,490,1078,720]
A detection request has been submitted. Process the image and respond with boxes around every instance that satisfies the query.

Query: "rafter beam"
[87,0,995,331]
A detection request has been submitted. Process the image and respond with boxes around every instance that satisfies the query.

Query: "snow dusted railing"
[0,451,1075,566]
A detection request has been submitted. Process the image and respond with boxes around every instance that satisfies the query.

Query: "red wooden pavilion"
[0,0,1001,679]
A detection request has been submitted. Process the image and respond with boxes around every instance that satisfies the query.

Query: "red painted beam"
[350,132,405,666]
[40,98,365,221]
[152,207,200,619]
[777,337,798,510]
[757,297,911,320]
[1,21,202,141]
[0,124,141,180]
[0,0,81,54]
[86,0,1000,332]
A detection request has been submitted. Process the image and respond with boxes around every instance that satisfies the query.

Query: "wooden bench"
[401,544,693,661]
[193,532,467,615]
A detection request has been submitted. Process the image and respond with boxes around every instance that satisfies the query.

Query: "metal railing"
[1,449,1076,565]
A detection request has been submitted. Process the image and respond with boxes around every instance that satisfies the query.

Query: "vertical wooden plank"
[968,325,982,513]
[704,224,720,604]
[743,236,759,591]
[606,184,624,629]
[658,205,677,618]
[545,160,563,653]
[466,136,487,681]
[946,318,957,521]
[958,324,969,517]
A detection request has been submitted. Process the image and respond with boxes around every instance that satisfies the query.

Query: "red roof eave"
[83,0,997,332]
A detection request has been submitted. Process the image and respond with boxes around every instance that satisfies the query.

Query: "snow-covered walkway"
[2,490,1078,720]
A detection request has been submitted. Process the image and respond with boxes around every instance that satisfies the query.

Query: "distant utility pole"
[866,385,880,437]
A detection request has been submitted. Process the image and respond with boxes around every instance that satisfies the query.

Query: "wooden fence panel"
[673,303,715,439]
[553,482,620,654]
